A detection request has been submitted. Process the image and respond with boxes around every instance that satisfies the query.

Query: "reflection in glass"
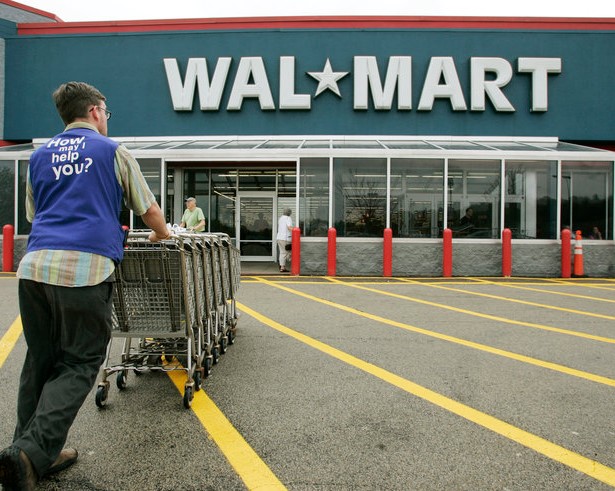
[561,161,613,240]
[0,161,15,229]
[133,159,162,230]
[210,169,236,237]
[18,160,31,235]
[334,158,387,237]
[390,159,444,238]
[504,160,557,239]
[299,158,329,237]
[240,196,273,257]
[448,160,500,238]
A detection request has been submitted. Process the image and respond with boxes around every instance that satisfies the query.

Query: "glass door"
[237,192,276,261]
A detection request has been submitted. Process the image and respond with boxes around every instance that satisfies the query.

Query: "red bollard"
[290,227,301,276]
[327,227,337,276]
[561,229,571,278]
[442,228,452,277]
[383,228,393,277]
[502,228,512,277]
[3,224,15,272]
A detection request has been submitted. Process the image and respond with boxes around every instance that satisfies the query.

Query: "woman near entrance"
[276,208,293,272]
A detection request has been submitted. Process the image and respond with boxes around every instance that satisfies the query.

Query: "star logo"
[308,59,349,98]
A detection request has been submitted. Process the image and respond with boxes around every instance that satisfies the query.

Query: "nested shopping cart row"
[95,231,240,409]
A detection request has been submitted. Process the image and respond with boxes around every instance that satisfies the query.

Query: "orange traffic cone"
[572,230,586,277]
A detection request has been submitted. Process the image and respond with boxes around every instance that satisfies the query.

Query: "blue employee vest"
[27,127,125,264]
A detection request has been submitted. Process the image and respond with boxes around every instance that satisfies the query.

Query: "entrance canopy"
[8,135,609,159]
[1,135,613,246]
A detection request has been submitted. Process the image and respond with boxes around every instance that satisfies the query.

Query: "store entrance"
[237,192,276,261]
[168,165,296,262]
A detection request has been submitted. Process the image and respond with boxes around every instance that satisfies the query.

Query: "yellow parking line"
[254,278,615,388]
[237,301,615,488]
[325,278,615,345]
[0,317,22,369]
[401,280,615,321]
[167,370,287,491]
[465,278,615,303]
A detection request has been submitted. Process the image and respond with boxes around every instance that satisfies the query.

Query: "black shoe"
[0,445,37,491]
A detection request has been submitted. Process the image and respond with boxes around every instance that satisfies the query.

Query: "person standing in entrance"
[0,81,169,491]
[180,197,206,232]
[276,208,293,272]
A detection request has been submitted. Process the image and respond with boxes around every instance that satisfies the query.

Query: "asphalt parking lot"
[1,272,615,490]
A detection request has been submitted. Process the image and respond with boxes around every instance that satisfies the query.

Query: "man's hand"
[149,230,170,242]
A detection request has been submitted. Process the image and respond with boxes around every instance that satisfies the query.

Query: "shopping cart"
[95,232,204,409]
[212,233,240,341]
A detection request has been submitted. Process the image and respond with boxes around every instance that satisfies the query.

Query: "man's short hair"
[53,82,106,125]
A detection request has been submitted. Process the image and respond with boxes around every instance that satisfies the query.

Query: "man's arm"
[141,201,170,241]
[115,145,168,242]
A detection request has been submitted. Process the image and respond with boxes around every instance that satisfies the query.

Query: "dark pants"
[14,279,112,477]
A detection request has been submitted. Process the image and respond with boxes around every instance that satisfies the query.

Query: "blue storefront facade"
[0,3,614,275]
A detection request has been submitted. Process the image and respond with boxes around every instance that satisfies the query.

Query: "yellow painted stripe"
[167,370,287,491]
[402,280,615,321]
[470,278,615,303]
[237,300,615,487]
[0,317,22,369]
[325,278,615,345]
[254,278,615,388]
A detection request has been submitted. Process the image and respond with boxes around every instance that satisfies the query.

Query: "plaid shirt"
[17,122,156,287]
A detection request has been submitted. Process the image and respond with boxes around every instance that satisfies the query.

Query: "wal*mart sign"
[164,56,561,113]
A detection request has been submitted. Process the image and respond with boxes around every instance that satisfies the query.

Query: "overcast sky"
[14,0,615,22]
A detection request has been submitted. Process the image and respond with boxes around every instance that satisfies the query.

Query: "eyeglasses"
[90,105,112,120]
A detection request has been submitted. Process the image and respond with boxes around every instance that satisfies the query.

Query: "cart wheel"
[212,347,220,365]
[116,370,128,390]
[219,336,227,355]
[194,370,202,391]
[227,329,235,346]
[183,385,193,409]
[95,385,108,409]
[203,357,212,378]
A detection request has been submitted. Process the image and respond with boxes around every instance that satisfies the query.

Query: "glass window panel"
[479,141,534,151]
[561,161,613,240]
[177,169,209,231]
[260,140,303,149]
[0,143,34,152]
[334,158,387,237]
[390,159,444,238]
[504,160,557,239]
[174,141,227,149]
[121,142,167,150]
[299,158,329,237]
[277,168,297,236]
[210,169,236,237]
[17,160,31,235]
[381,141,435,150]
[301,140,330,149]
[448,159,501,238]
[140,141,190,150]
[0,161,15,228]
[431,141,481,150]
[218,140,262,149]
[238,170,277,192]
[133,159,162,229]
[278,168,296,197]
[332,140,383,149]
